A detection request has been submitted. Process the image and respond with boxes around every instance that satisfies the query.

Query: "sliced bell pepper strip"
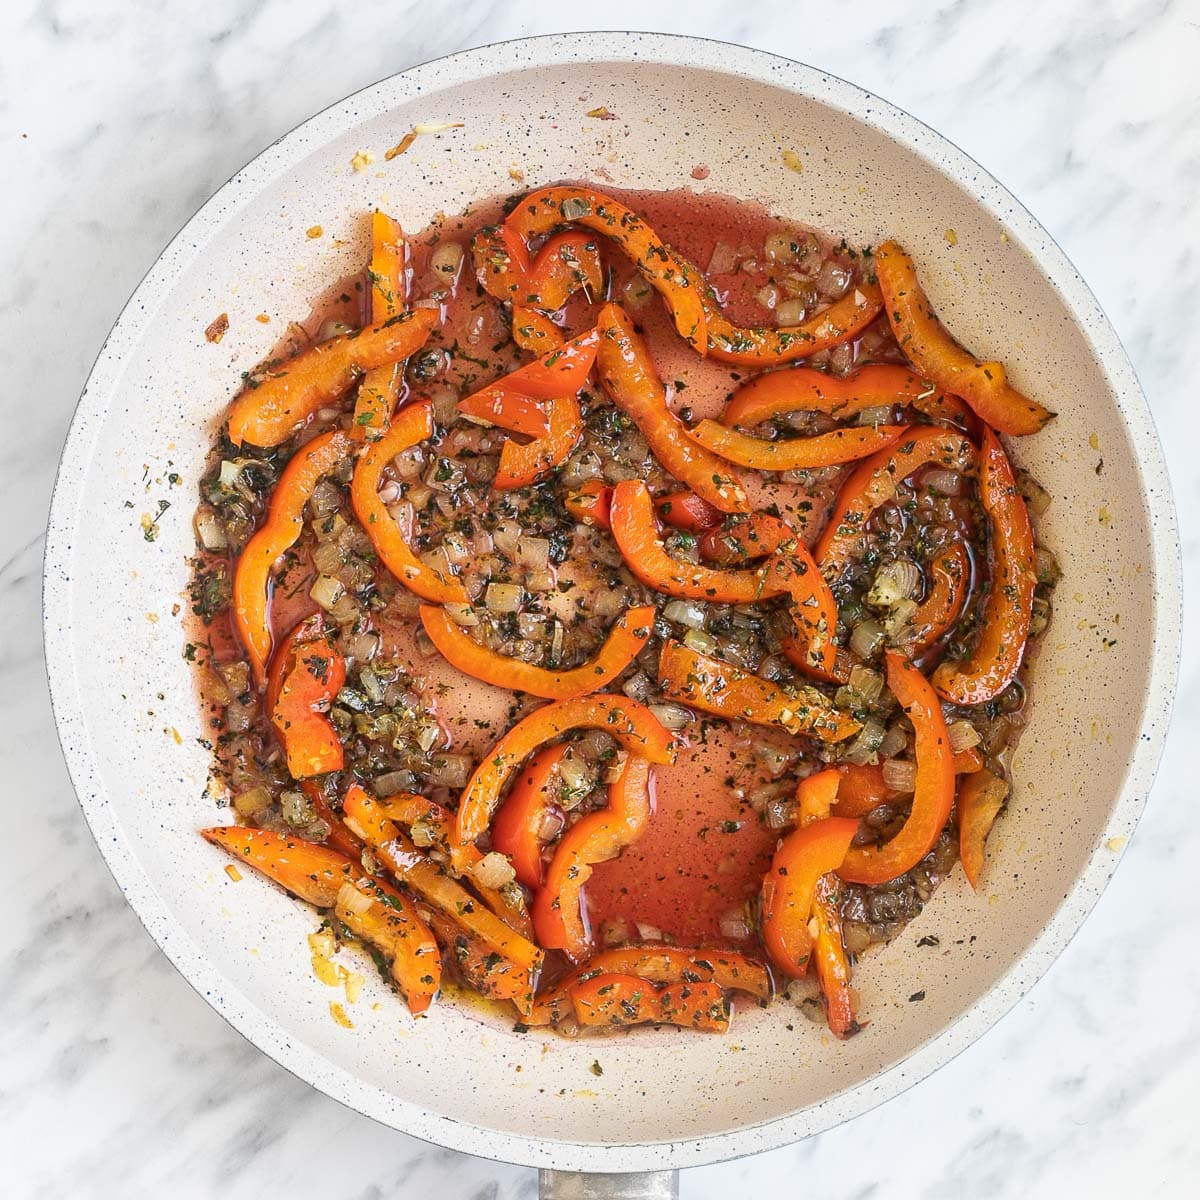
[654,490,723,533]
[759,541,842,679]
[815,427,976,582]
[703,282,884,367]
[420,603,655,700]
[200,826,360,907]
[233,429,351,686]
[529,944,770,1026]
[875,240,1053,435]
[451,693,676,870]
[532,756,655,963]
[760,816,859,978]
[511,306,564,354]
[609,481,765,602]
[505,187,708,352]
[893,540,971,658]
[932,428,1036,705]
[811,875,860,1038]
[299,779,365,860]
[349,398,469,604]
[341,784,543,992]
[265,612,331,718]
[839,652,956,885]
[830,751,985,819]
[493,391,583,489]
[271,637,347,778]
[227,309,439,448]
[688,419,912,471]
[657,639,860,743]
[352,210,410,441]
[595,303,748,512]
[335,876,441,1016]
[569,974,731,1032]
[491,742,572,888]
[957,767,1009,890]
[954,746,985,774]
[427,909,535,1008]
[472,224,603,311]
[698,513,795,565]
[565,480,613,528]
[796,768,841,826]
[721,363,940,428]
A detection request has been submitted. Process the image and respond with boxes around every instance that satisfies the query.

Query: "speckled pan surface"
[44,33,1180,1174]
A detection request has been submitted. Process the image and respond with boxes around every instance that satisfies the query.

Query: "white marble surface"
[2,0,1196,1196]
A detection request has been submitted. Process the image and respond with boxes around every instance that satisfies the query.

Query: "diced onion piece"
[775,297,809,326]
[427,753,472,789]
[882,597,919,637]
[558,748,598,803]
[719,905,753,941]
[472,851,517,889]
[847,664,885,706]
[947,719,982,753]
[841,717,886,766]
[867,558,922,609]
[682,628,718,656]
[636,922,664,942]
[877,723,907,760]
[1034,546,1061,585]
[310,574,346,612]
[881,757,917,793]
[233,785,272,817]
[662,598,708,630]
[923,467,963,497]
[337,881,375,917]
[764,233,799,265]
[374,769,418,797]
[281,789,315,827]
[856,404,894,427]
[312,538,347,576]
[444,603,479,627]
[849,618,886,660]
[622,672,653,703]
[484,582,523,613]
[755,284,780,311]
[517,537,551,571]
[525,568,555,593]
[707,241,738,274]
[195,509,228,551]
[623,275,652,308]
[648,701,695,731]
[1018,471,1052,516]
[430,241,464,279]
[493,520,521,557]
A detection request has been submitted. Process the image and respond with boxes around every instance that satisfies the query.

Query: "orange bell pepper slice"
[227,309,438,448]
[270,634,347,779]
[698,513,795,565]
[760,815,859,977]
[451,694,676,870]
[511,306,565,354]
[894,540,971,658]
[957,768,1009,890]
[565,480,612,528]
[721,363,940,427]
[200,825,360,907]
[839,652,955,885]
[419,603,655,700]
[349,398,469,604]
[875,240,1053,435]
[532,756,655,963]
[796,768,842,825]
[265,612,329,715]
[425,909,535,1008]
[233,429,351,686]
[564,482,722,537]
[352,210,410,441]
[657,639,860,743]
[687,419,912,472]
[491,742,571,888]
[595,303,748,512]
[932,428,1036,705]
[493,392,584,489]
[335,875,442,1016]
[505,187,708,352]
[299,779,366,860]
[569,974,731,1032]
[608,481,765,602]
[815,427,976,582]
[828,750,983,819]
[759,540,843,680]
[472,225,604,311]
[811,875,860,1038]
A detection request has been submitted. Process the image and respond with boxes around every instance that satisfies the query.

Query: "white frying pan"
[43,33,1180,1200]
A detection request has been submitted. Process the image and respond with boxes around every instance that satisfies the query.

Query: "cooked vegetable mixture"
[191,185,1058,1038]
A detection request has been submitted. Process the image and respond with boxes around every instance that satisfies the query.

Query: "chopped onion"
[392,444,425,479]
[427,754,471,789]
[755,284,780,311]
[815,260,852,300]
[719,906,753,940]
[317,319,355,342]
[430,241,464,279]
[682,627,718,656]
[603,748,630,784]
[765,794,795,829]
[281,789,315,827]
[622,672,653,703]
[947,719,982,753]
[444,603,479,627]
[310,573,345,612]
[775,297,810,327]
[312,538,347,576]
[881,758,917,793]
[1030,594,1052,637]
[472,851,516,889]
[856,404,893,428]
[764,233,799,265]
[484,582,523,613]
[233,785,272,817]
[754,743,792,779]
[1034,546,1061,585]
[707,241,738,274]
[923,467,963,497]
[883,597,920,637]
[493,519,521,558]
[329,593,361,627]
[849,618,886,660]
[635,922,664,943]
[663,598,707,630]
[877,722,907,760]
[309,479,343,518]
[623,275,652,308]
[1018,470,1052,515]
[336,881,375,916]
[558,747,598,803]
[842,717,886,766]
[537,809,565,843]
[848,664,884,706]
[374,769,418,797]
[516,537,551,571]
[648,702,695,731]
[867,558,921,609]
[195,509,228,551]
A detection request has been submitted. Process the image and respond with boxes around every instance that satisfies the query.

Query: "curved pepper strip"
[494,393,583,488]
[511,307,564,354]
[529,944,770,1026]
[420,603,655,699]
[352,210,410,441]
[200,826,360,907]
[609,481,765,602]
[227,309,439,448]
[876,241,1053,435]
[491,742,572,888]
[595,303,748,512]
[532,756,655,963]
[335,875,442,1016]
[688,419,912,471]
[472,225,604,311]
[451,693,676,871]
[569,974,730,1032]
[564,482,722,538]
[341,785,543,1003]
[722,364,941,428]
[425,909,534,1008]
[271,635,347,778]
[815,427,976,582]
[760,816,859,978]
[829,751,985,819]
[505,187,708,352]
[233,429,351,686]
[796,768,841,826]
[894,540,971,658]
[657,639,859,743]
[958,767,1009,890]
[699,513,795,565]
[932,428,1036,705]
[839,652,956,885]
[265,612,329,716]
[349,398,469,604]
[759,540,843,680]
[299,779,365,860]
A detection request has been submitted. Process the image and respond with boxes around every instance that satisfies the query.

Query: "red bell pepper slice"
[838,652,956,885]
[595,303,748,512]
[227,309,438,448]
[811,876,860,1038]
[491,742,571,888]
[957,767,1009,890]
[829,750,984,819]
[657,639,860,743]
[760,816,859,977]
[932,428,1036,705]
[564,482,722,537]
[875,241,1054,435]
[349,398,469,604]
[233,429,352,686]
[352,210,410,441]
[894,540,971,658]
[565,480,613,528]
[270,635,347,779]
[815,427,976,583]
[698,513,795,565]
[532,756,655,963]
[420,603,655,700]
[425,909,535,1008]
[569,973,731,1032]
[451,694,676,871]
[493,393,583,489]
[200,826,360,907]
[687,419,912,471]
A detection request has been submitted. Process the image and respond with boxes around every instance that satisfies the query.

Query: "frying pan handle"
[538,1169,679,1198]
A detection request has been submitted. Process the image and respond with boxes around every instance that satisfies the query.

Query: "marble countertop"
[3,0,1196,1196]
